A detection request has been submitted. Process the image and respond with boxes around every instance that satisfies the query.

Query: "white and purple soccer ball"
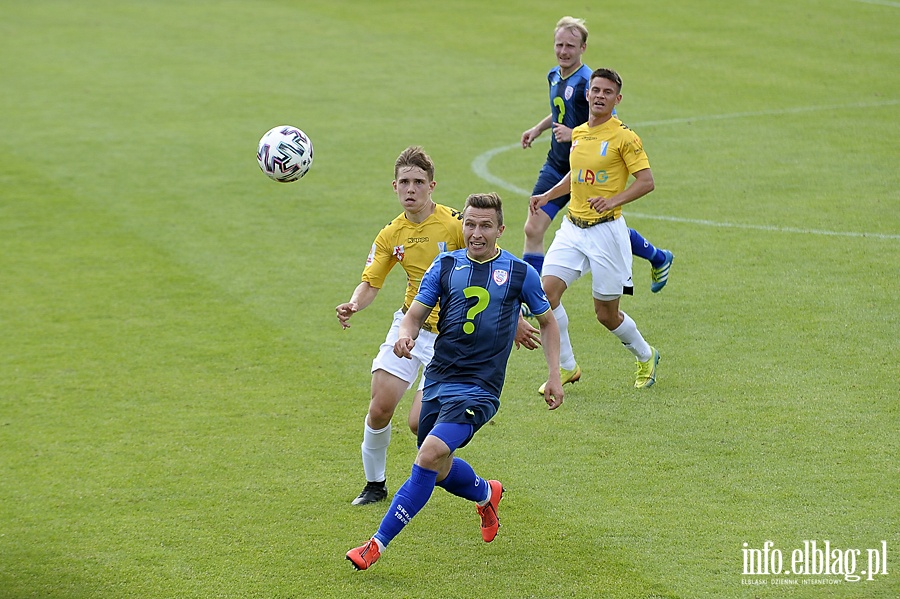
[257,125,314,182]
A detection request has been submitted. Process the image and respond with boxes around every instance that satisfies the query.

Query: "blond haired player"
[521,16,674,302]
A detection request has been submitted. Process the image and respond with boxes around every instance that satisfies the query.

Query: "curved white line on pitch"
[471,142,531,196]
[472,100,900,240]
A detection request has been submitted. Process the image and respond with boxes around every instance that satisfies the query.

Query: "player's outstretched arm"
[393,302,432,359]
[522,114,552,148]
[336,281,379,329]
[530,173,571,215]
[535,310,563,409]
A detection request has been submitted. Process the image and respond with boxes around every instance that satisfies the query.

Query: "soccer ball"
[257,125,314,182]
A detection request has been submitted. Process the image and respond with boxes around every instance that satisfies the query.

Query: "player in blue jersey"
[346,193,564,570]
[520,16,674,303]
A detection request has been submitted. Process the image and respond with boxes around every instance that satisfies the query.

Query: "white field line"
[622,212,900,240]
[851,0,900,8]
[471,100,900,241]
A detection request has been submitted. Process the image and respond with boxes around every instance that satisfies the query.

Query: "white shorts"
[543,216,633,300]
[371,309,437,392]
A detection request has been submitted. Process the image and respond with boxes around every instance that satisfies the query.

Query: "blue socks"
[436,457,489,503]
[523,253,545,275]
[629,228,666,267]
[374,464,437,548]
[372,457,489,548]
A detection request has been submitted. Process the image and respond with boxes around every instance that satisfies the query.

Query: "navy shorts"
[417,380,500,448]
[533,162,571,221]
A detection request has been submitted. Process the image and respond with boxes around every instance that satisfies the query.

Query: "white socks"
[555,304,651,365]
[553,304,578,370]
[361,419,391,483]
[611,312,652,362]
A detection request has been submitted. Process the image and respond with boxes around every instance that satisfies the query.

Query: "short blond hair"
[556,16,588,45]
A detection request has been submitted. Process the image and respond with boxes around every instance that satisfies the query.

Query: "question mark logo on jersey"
[463,287,490,334]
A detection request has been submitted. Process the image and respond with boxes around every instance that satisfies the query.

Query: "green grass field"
[1,1,898,597]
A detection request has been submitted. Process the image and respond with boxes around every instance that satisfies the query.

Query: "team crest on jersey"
[599,141,609,156]
[437,242,447,253]
[565,85,574,100]
[393,245,405,262]
[492,269,509,286]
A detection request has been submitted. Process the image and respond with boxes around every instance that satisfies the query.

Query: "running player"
[336,146,464,506]
[346,192,564,570]
[521,16,674,298]
[531,68,661,391]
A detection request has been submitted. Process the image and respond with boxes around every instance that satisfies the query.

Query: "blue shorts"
[417,380,500,448]
[533,162,570,221]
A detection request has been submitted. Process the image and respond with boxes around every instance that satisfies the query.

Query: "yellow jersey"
[568,117,651,224]
[361,203,464,332]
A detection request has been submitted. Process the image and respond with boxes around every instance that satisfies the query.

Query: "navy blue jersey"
[545,63,593,172]
[414,249,550,397]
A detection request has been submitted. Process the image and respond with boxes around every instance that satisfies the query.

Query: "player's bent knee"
[541,275,567,306]
[415,436,452,471]
[596,313,618,331]
[593,305,622,331]
[367,403,397,429]
[524,217,551,240]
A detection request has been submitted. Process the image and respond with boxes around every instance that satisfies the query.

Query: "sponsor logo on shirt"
[574,169,609,185]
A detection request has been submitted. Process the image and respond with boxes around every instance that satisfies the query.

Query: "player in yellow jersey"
[336,146,466,505]
[530,68,661,390]
[520,16,673,297]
